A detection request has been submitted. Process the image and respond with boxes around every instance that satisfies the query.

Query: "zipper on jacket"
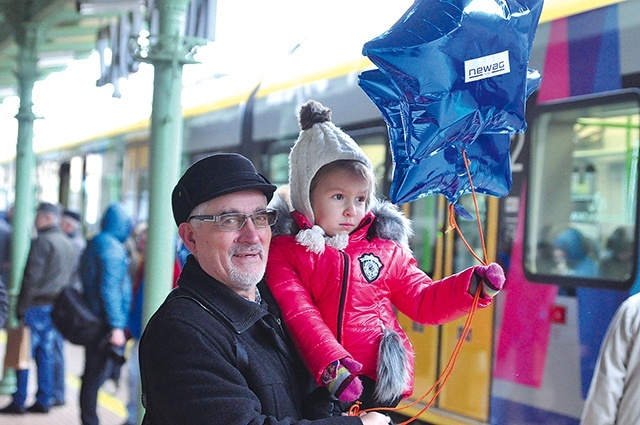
[336,251,349,344]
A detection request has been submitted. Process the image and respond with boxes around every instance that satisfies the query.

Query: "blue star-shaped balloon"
[358,0,543,213]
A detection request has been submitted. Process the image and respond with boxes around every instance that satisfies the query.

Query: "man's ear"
[178,222,197,254]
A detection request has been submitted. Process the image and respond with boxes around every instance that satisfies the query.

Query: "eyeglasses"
[188,209,278,232]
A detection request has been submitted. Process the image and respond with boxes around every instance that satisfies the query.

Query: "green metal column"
[0,22,39,394]
[136,2,205,421]
[143,0,189,324]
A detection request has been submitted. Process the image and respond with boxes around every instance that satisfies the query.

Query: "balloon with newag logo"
[358,0,543,207]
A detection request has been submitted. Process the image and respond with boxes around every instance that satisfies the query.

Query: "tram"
[4,0,640,423]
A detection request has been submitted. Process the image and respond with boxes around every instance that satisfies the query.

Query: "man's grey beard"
[228,244,266,290]
[228,264,266,289]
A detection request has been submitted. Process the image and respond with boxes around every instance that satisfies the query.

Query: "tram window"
[524,90,640,289]
[409,195,439,275]
[357,136,388,199]
[267,151,290,186]
[453,195,489,271]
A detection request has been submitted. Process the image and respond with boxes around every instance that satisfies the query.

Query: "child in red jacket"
[265,100,505,409]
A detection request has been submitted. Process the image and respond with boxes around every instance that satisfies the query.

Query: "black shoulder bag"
[51,285,106,345]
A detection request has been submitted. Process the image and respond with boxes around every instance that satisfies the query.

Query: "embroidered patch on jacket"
[359,253,383,283]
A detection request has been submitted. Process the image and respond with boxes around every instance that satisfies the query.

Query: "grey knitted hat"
[289,100,373,224]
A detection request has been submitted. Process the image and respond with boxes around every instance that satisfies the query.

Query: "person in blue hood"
[552,228,598,277]
[79,203,133,425]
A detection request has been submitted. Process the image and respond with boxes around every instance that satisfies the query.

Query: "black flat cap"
[63,209,82,222]
[172,153,276,226]
[37,202,62,216]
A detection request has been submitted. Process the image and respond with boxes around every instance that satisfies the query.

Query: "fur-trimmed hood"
[269,194,413,250]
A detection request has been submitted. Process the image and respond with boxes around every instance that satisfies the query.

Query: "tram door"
[400,193,498,424]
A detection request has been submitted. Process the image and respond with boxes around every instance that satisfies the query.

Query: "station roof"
[0,0,626,102]
[0,0,135,99]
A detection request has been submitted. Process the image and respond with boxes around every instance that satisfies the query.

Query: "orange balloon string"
[349,149,488,423]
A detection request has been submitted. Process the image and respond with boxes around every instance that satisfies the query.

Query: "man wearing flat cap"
[139,153,390,425]
[1,202,76,415]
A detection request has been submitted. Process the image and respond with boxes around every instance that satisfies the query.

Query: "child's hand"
[474,263,505,298]
[321,358,363,402]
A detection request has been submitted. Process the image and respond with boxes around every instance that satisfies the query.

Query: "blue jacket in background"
[80,204,133,330]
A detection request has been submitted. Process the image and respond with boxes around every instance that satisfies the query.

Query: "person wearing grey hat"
[139,153,390,425]
[266,100,506,410]
[53,208,86,408]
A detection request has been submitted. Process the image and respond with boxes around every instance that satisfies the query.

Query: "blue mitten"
[321,358,363,402]
[474,262,505,298]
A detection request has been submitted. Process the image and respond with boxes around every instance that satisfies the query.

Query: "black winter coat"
[139,255,361,425]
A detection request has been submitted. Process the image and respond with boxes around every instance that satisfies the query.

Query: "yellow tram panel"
[438,304,494,422]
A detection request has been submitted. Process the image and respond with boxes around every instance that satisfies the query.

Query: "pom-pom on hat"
[289,100,373,224]
[172,153,276,226]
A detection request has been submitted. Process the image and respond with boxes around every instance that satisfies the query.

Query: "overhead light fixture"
[76,0,143,15]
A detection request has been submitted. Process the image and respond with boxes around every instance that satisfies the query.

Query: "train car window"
[410,196,439,275]
[524,89,640,289]
[360,142,387,198]
[0,162,15,210]
[83,153,105,231]
[266,151,290,187]
[36,160,62,205]
[123,144,149,223]
[453,195,489,272]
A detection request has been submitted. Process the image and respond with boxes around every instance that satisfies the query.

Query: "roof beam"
[1,41,96,55]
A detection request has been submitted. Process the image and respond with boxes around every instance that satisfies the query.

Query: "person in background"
[139,153,391,425]
[49,208,87,408]
[106,220,144,392]
[266,100,505,408]
[0,272,7,330]
[0,207,10,329]
[0,206,12,288]
[125,224,143,292]
[124,222,180,425]
[599,226,633,280]
[581,292,640,424]
[175,237,190,270]
[0,202,76,415]
[552,228,598,277]
[61,209,87,264]
[123,221,147,425]
[79,203,133,425]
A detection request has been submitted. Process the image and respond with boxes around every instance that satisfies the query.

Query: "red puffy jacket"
[266,202,491,401]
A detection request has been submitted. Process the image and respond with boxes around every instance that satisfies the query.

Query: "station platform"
[0,331,130,425]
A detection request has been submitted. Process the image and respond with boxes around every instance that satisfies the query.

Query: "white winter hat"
[289,100,373,224]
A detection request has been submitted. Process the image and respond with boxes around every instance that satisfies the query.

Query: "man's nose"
[237,217,261,242]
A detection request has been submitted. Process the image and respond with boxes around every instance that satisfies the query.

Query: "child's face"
[310,168,369,237]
